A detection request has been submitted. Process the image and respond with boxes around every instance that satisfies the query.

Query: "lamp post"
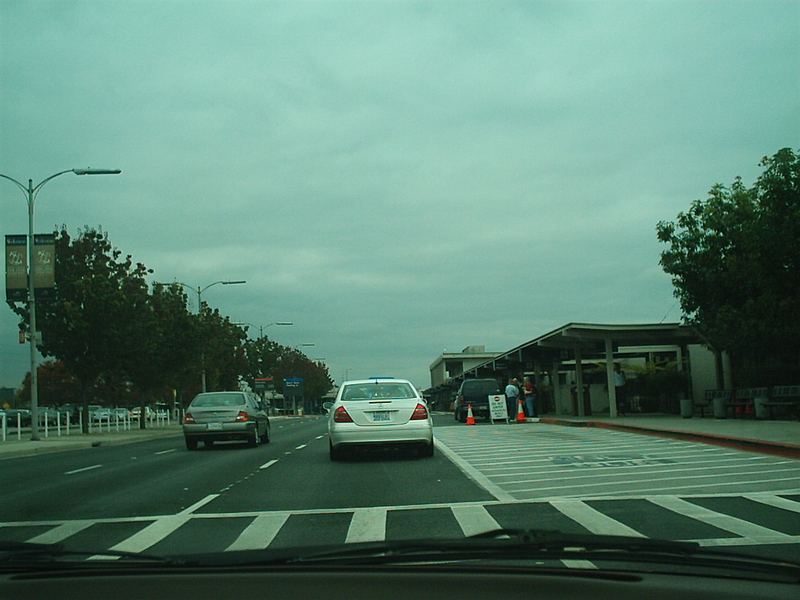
[0,168,121,440]
[172,280,246,392]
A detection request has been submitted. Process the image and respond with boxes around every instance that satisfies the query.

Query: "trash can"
[754,396,768,420]
[680,399,693,418]
[713,396,727,419]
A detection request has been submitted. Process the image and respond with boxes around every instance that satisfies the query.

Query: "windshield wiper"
[197,529,800,582]
[0,541,180,567]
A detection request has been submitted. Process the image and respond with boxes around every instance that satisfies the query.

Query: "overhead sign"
[5,235,27,303]
[489,394,508,420]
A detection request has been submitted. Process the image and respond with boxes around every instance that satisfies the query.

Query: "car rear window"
[463,380,500,394]
[190,393,246,407]
[342,383,416,400]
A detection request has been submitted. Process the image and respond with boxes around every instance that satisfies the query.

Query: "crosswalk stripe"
[647,496,794,542]
[26,520,94,544]
[743,492,800,513]
[107,494,219,554]
[346,507,387,543]
[226,513,290,551]
[451,505,502,537]
[550,499,646,537]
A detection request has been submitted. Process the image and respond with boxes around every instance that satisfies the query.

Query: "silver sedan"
[183,391,270,450]
[326,378,434,460]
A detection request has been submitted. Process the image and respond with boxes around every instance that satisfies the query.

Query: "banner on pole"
[33,234,56,299]
[5,235,27,302]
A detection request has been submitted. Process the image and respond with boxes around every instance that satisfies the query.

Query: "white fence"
[1,410,174,442]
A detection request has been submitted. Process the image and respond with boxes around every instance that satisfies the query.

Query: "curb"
[0,427,182,460]
[539,418,800,460]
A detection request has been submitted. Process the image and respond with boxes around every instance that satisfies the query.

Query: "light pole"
[0,168,121,440]
[172,280,246,392]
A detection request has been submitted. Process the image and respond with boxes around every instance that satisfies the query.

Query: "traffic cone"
[516,398,526,423]
[465,404,476,425]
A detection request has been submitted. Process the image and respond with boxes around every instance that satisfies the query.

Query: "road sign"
[283,377,303,397]
[489,394,508,421]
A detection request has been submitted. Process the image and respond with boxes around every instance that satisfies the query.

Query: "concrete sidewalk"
[538,414,800,459]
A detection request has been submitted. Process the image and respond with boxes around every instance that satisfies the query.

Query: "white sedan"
[326,378,434,461]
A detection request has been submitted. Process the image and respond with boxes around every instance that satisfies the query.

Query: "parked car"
[91,407,112,423]
[454,378,502,422]
[326,377,434,460]
[130,406,155,420]
[2,409,31,427]
[38,408,61,426]
[112,407,131,421]
[183,391,270,450]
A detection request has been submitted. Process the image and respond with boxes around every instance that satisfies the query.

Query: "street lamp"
[0,168,121,440]
[170,279,246,392]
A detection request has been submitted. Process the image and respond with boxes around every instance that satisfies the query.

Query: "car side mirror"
[322,401,333,413]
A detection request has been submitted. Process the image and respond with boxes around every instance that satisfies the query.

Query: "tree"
[125,282,199,427]
[8,227,153,431]
[657,148,800,384]
[16,360,82,408]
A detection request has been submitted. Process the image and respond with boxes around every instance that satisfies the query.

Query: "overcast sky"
[1,0,798,391]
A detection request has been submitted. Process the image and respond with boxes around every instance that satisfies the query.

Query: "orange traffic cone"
[516,398,526,423]
[465,404,475,425]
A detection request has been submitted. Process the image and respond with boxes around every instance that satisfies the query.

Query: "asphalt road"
[1,415,799,561]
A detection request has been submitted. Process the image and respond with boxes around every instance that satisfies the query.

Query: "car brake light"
[410,403,428,420]
[235,411,249,421]
[183,412,195,424]
[333,406,353,423]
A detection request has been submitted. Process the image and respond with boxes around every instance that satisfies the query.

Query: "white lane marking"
[648,496,794,542]
[65,464,102,475]
[155,449,176,455]
[346,507,387,543]
[743,492,800,513]
[104,495,220,555]
[260,459,278,470]
[451,504,502,538]
[295,444,307,450]
[315,435,324,440]
[561,559,598,569]
[26,521,94,544]
[435,438,515,503]
[226,513,290,551]
[550,499,646,537]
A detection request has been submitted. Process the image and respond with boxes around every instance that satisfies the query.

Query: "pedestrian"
[523,376,537,417]
[505,378,519,422]
[614,363,627,416]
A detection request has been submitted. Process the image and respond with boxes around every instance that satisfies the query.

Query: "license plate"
[207,422,223,431]
[372,412,391,422]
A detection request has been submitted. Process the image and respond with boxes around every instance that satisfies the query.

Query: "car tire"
[260,424,270,444]
[185,437,198,451]
[329,441,344,462]
[420,440,434,458]
[248,428,260,448]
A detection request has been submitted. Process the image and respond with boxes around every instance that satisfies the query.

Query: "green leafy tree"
[125,283,199,427]
[9,227,153,431]
[273,346,333,410]
[197,307,248,392]
[657,148,800,383]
